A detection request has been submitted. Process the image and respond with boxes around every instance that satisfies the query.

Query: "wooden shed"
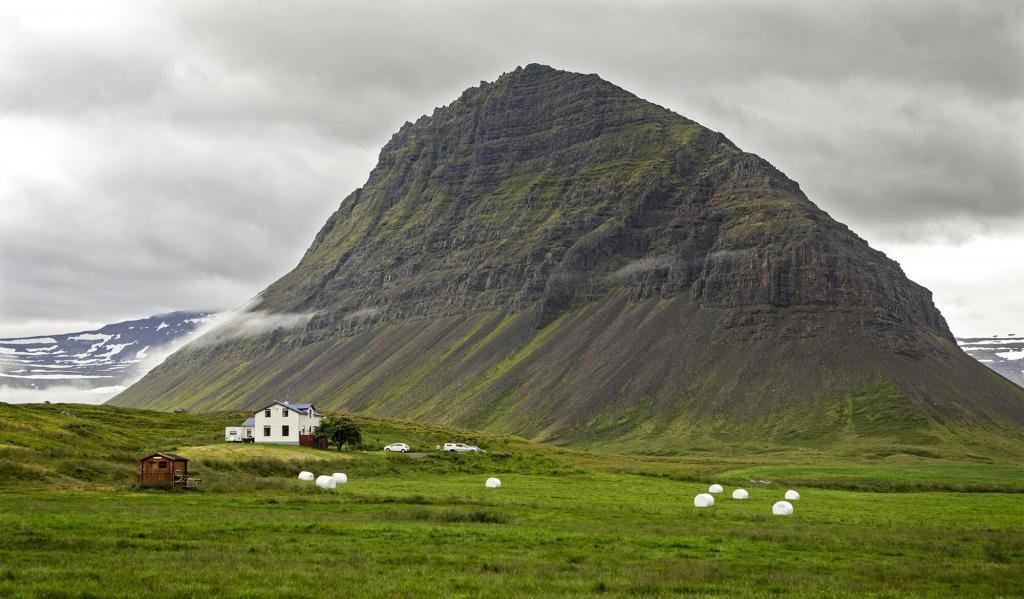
[136,452,197,488]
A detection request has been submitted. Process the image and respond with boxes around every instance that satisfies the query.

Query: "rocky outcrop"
[113,65,1023,448]
[257,65,951,349]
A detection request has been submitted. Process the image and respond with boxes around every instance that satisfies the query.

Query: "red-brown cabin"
[136,452,194,488]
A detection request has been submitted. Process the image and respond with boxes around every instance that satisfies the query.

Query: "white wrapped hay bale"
[298,471,314,481]
[332,472,348,484]
[316,475,336,490]
[693,493,715,508]
[485,477,502,488]
[708,484,724,494]
[732,488,749,500]
[772,500,794,516]
[785,489,800,500]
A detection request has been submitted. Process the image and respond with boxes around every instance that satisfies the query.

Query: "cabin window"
[282,425,290,437]
[263,426,271,437]
[158,461,168,470]
[265,409,271,417]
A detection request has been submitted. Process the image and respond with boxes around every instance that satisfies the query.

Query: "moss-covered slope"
[112,65,1023,451]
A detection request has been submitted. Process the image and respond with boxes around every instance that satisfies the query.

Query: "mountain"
[113,65,1023,453]
[0,312,210,399]
[958,335,1024,388]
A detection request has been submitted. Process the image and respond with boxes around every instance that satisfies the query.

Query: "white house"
[251,401,324,445]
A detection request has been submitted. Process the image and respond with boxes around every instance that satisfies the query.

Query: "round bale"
[333,472,348,484]
[298,471,314,481]
[316,475,336,490]
[693,493,715,508]
[485,477,502,488]
[785,489,800,500]
[732,488,749,500]
[708,484,724,494]
[772,500,794,516]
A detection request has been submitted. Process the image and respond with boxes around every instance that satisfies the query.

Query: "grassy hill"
[2,403,1022,492]
[7,399,1021,497]
[0,403,1022,596]
[0,403,561,491]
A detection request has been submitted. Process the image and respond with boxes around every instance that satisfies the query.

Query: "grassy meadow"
[0,403,1022,597]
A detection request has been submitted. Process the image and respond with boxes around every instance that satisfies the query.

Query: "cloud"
[0,384,125,405]
[183,302,316,349]
[613,255,675,279]
[343,307,382,323]
[881,234,1024,337]
[0,0,1021,339]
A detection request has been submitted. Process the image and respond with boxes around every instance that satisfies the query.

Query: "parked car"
[442,442,481,453]
[384,443,410,453]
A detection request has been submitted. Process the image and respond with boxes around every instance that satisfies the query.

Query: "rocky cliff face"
[113,65,1022,452]
[258,65,949,346]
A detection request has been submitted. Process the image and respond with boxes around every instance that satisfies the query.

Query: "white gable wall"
[253,403,322,445]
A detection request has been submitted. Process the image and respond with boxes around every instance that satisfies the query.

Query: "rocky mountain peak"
[268,65,953,347]
[114,66,1021,447]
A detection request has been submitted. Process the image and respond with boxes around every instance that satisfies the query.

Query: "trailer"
[225,426,244,442]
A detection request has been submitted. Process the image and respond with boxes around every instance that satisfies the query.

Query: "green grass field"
[0,403,1022,597]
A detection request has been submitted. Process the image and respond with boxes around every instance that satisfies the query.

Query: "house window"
[282,425,290,437]
[282,408,288,417]
[263,426,271,437]
[265,409,271,417]
[158,461,167,470]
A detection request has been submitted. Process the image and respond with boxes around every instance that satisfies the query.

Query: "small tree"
[314,416,362,451]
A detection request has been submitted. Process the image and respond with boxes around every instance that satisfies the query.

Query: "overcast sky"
[0,0,1021,339]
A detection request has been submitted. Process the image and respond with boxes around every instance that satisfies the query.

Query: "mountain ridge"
[0,311,210,393]
[112,65,1022,452]
[958,335,1024,389]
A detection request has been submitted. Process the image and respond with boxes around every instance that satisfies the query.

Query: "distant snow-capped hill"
[0,312,211,399]
[957,335,1024,388]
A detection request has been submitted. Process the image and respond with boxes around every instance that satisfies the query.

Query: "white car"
[442,442,481,453]
[383,443,410,453]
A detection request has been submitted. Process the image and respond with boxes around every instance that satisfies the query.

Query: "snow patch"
[156,322,169,330]
[0,337,58,345]
[995,350,1024,361]
[0,373,114,380]
[97,342,137,358]
[68,333,113,342]
[74,340,110,358]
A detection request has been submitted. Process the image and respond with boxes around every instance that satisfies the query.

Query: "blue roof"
[282,402,311,410]
[253,401,320,417]
[281,402,315,414]
[242,417,255,426]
